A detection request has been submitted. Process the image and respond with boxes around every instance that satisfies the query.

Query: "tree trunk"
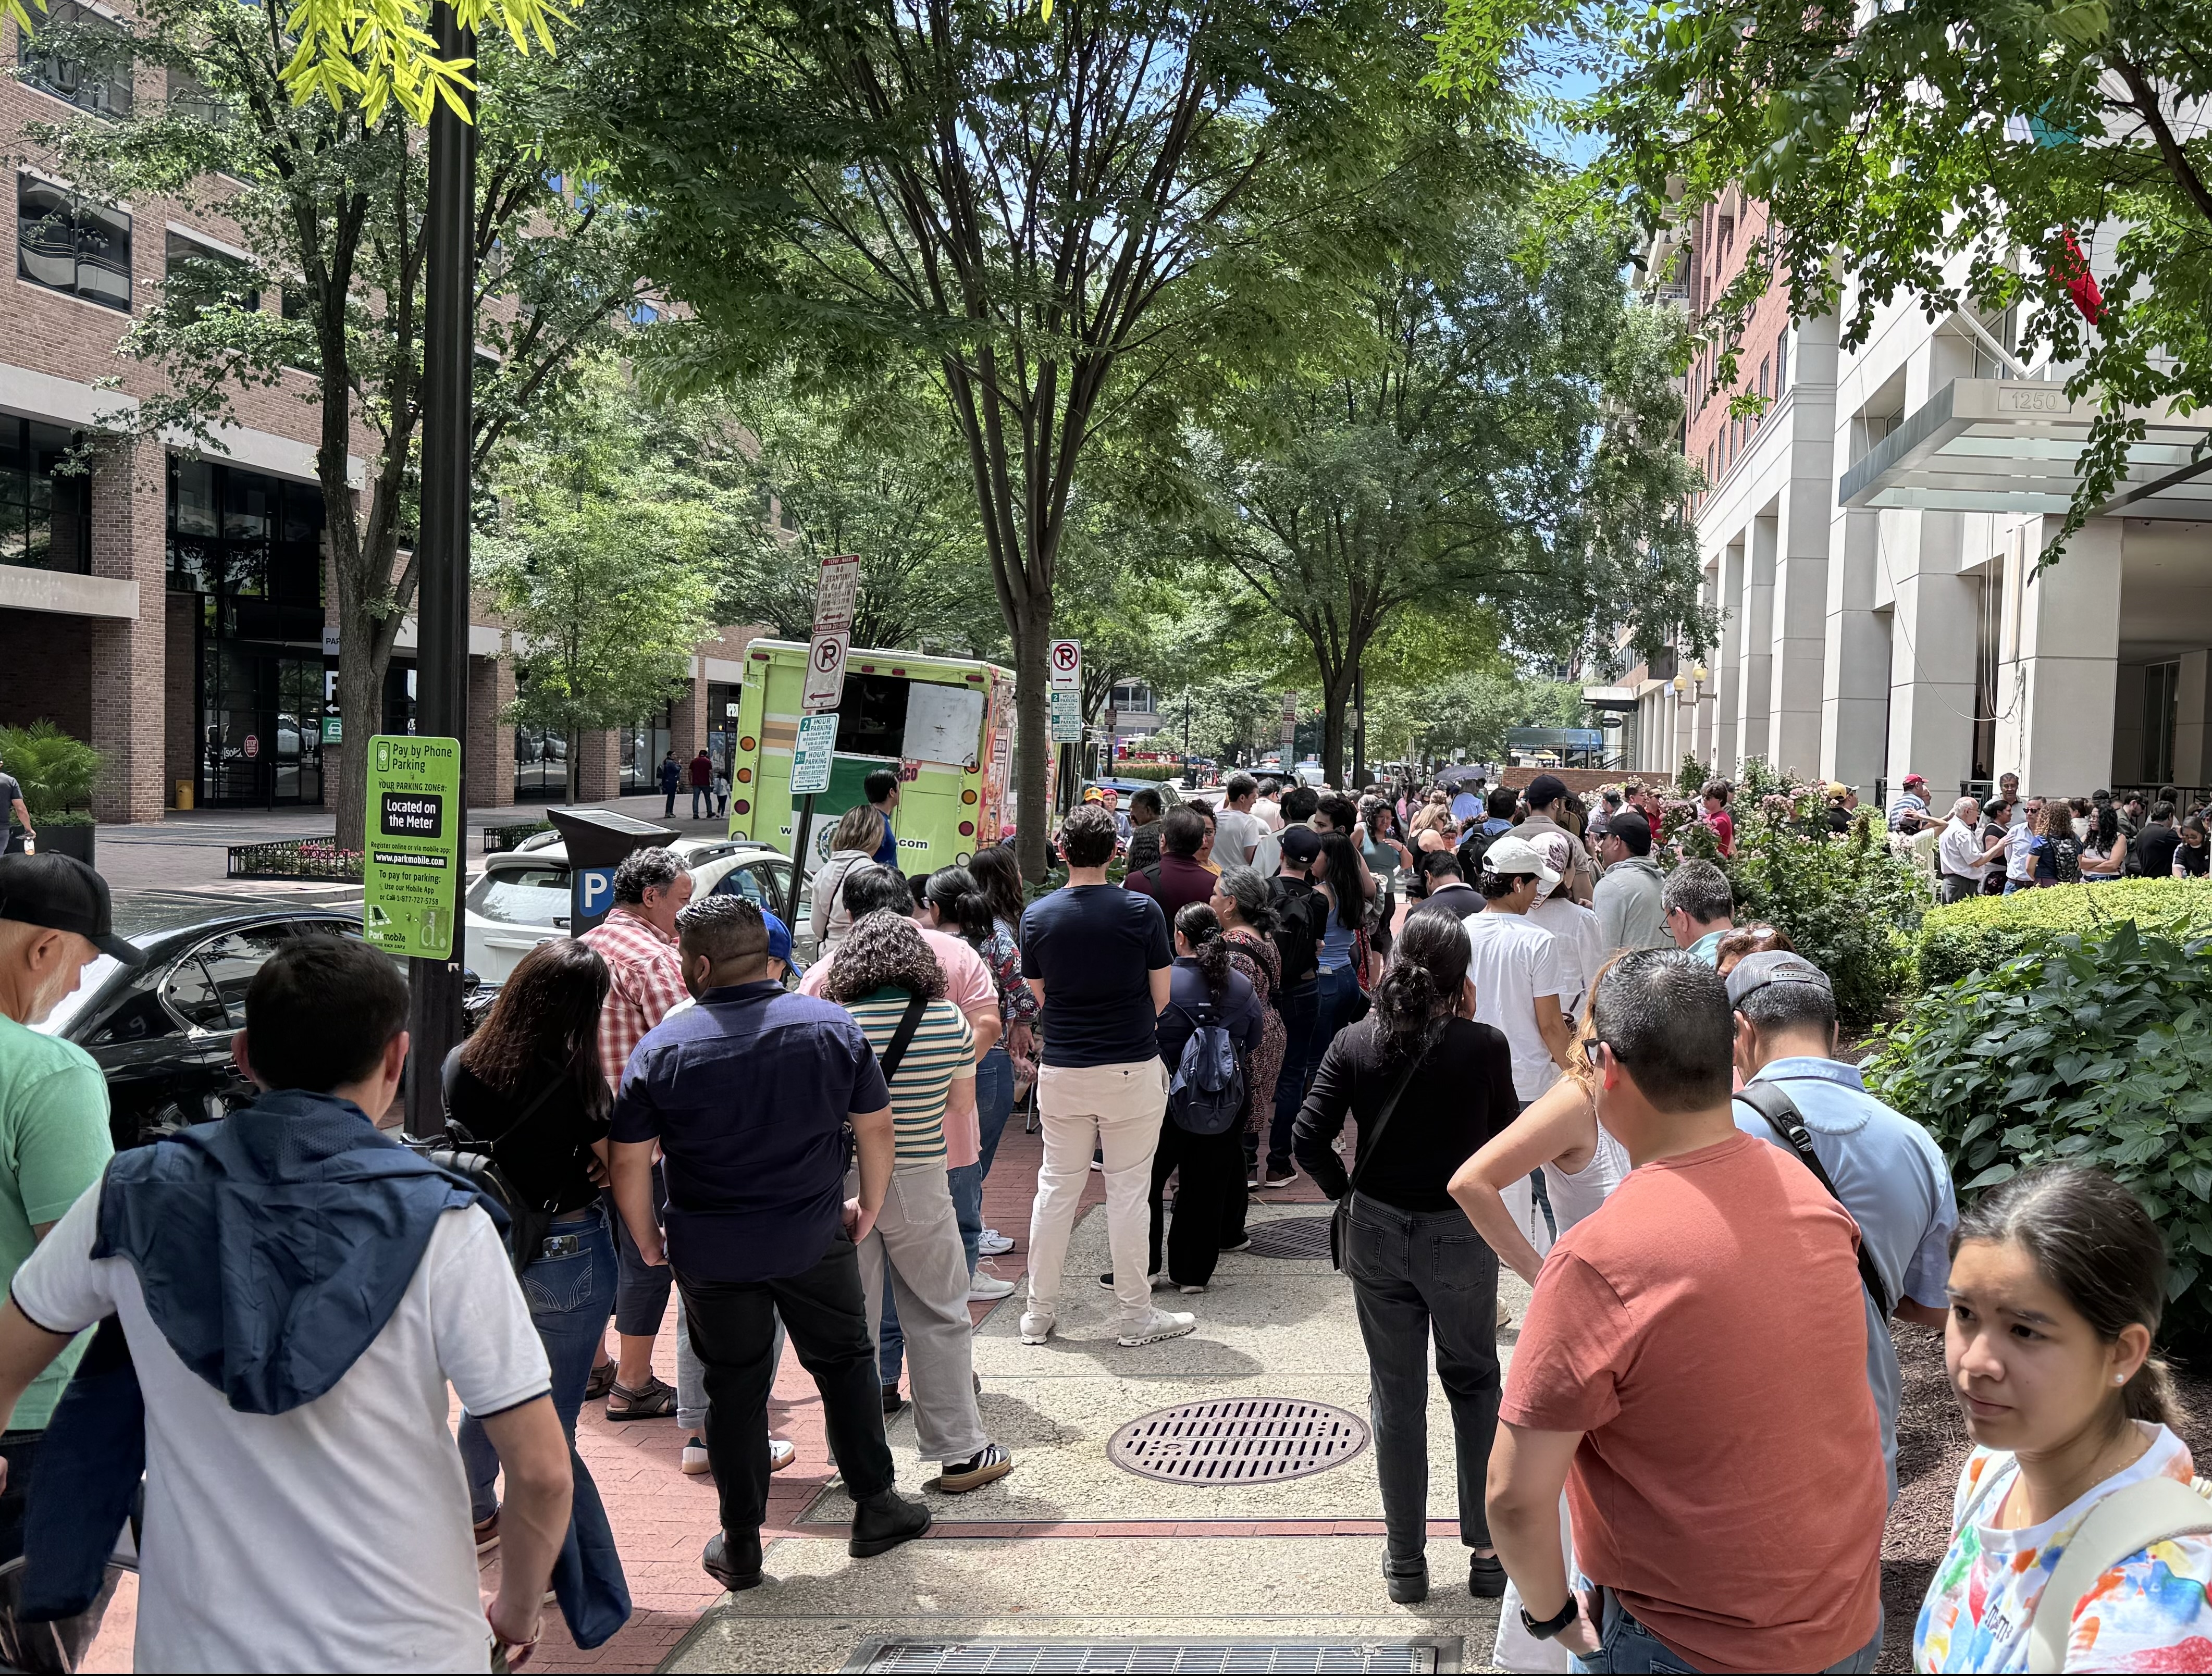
[567,725,580,803]
[1014,602,1056,883]
[1318,661,1354,789]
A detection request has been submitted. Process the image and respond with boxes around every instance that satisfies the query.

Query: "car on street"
[1084,777,1183,809]
[463,835,815,987]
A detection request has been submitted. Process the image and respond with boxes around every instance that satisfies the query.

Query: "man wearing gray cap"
[1727,949,1956,1498]
[0,853,139,1565]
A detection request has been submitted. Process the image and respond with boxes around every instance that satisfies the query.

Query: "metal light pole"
[403,1,477,1139]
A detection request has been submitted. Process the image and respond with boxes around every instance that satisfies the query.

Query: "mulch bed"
[1875,1324,2212,1671]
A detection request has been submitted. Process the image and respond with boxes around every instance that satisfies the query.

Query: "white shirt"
[1252,797,1284,833]
[1939,816,1991,882]
[1212,805,1265,869]
[1457,909,1565,1102]
[1526,894,1604,1022]
[14,1192,549,1673]
[2005,822,2039,882]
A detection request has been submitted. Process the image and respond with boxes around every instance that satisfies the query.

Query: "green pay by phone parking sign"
[362,734,463,959]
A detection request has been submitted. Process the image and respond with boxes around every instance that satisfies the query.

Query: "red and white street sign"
[802,630,849,712]
[1048,638,1081,690]
[813,553,860,636]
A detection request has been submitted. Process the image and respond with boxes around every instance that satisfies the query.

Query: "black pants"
[1939,873,1980,904]
[0,1430,38,1568]
[676,1233,895,1538]
[1149,1121,1245,1287]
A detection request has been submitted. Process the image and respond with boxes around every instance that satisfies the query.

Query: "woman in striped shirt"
[820,911,1014,1494]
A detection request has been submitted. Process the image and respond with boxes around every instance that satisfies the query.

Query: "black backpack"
[428,1047,570,1277]
[1168,996,1246,1135]
[1267,876,1327,988]
[1457,822,1505,882]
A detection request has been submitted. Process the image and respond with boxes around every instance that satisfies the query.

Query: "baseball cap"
[1280,826,1323,863]
[759,909,794,965]
[1903,773,1928,789]
[1525,773,1570,808]
[0,852,145,965]
[1724,950,1832,1009]
[1481,834,1560,885]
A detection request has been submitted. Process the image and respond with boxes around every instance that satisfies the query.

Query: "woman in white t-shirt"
[1916,1165,2212,1672]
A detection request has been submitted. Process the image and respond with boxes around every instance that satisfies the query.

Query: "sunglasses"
[1582,1039,1609,1070]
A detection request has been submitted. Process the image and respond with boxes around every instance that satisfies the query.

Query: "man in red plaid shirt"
[582,847,693,1418]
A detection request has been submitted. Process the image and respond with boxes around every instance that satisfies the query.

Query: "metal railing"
[225,837,363,882]
[483,820,553,855]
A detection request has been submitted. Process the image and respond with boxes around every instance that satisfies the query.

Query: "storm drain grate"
[841,1638,1452,1673]
[1105,1398,1368,1484]
[1242,1216,1335,1260]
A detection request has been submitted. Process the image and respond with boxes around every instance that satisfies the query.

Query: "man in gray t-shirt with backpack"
[0,756,30,855]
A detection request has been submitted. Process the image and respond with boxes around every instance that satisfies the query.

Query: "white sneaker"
[682,1436,711,1475]
[1118,1309,1197,1347]
[978,1230,1016,1256]
[1018,1309,1056,1345]
[967,1270,1017,1301]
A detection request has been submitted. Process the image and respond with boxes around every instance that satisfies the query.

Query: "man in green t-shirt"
[0,852,139,1560]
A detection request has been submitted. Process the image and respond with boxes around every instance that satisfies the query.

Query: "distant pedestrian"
[1404,851,1479,924]
[0,935,574,1670]
[1122,787,1166,874]
[659,749,682,816]
[1296,912,1519,1606]
[1916,1166,2212,1671]
[0,753,31,855]
[2176,814,2209,876]
[1213,775,1266,869]
[1660,860,1734,962]
[1888,772,1935,834]
[688,748,714,820]
[1252,826,1328,1190]
[1252,778,1286,833]
[865,768,903,868]
[2004,798,2046,893]
[712,762,731,818]
[1124,806,1216,918]
[1938,797,2007,903]
[1524,834,1603,1024]
[1516,776,1595,905]
[2134,801,2182,878]
[1018,804,1189,1348]
[1486,952,1885,1673]
[580,847,694,1420]
[1591,811,1667,959]
[609,894,930,1591]
[1700,780,1735,858]
[1209,866,1285,1247]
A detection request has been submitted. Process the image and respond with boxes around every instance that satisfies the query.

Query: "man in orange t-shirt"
[1486,951,1885,1674]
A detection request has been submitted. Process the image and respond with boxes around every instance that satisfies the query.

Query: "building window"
[2144,660,2180,785]
[166,456,325,618]
[0,416,92,574]
[16,2,133,118]
[17,174,131,311]
[165,229,258,318]
[1775,332,1789,397]
[627,300,659,326]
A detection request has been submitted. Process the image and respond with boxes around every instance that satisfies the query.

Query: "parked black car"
[29,910,473,1152]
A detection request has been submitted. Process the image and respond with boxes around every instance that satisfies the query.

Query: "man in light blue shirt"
[1726,950,1957,1500]
[1661,859,1734,963]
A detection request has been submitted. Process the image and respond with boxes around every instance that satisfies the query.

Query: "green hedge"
[1916,879,2212,987]
[1103,764,1184,783]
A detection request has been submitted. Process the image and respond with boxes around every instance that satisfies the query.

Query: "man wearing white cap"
[1462,837,1576,1254]
[1523,832,1604,1025]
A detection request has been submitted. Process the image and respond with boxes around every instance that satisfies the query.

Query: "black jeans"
[1250,977,1318,1175]
[675,1232,896,1538]
[0,1431,37,1568]
[1341,1193,1502,1563]
[1149,1120,1245,1287]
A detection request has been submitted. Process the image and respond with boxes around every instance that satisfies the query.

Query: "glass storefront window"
[0,416,91,574]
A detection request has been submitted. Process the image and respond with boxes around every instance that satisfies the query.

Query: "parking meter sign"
[790,712,839,796]
[577,867,617,923]
[362,734,463,960]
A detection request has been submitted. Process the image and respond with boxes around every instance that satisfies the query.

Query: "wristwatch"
[1520,1593,1581,1642]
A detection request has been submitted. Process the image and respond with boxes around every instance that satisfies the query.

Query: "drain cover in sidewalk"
[842,1637,1455,1672]
[1105,1398,1368,1484]
[1243,1216,1334,1259]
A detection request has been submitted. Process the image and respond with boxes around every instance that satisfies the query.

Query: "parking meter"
[548,807,679,936]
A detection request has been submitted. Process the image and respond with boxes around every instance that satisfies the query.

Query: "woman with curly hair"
[819,911,1014,1494]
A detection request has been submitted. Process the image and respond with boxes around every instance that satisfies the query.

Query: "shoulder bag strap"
[2028,1474,2212,1674]
[1345,1024,1437,1197]
[443,1050,571,1158]
[875,991,933,1084]
[1735,1081,1895,1317]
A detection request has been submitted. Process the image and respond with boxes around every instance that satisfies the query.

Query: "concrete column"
[1822,505,1888,791]
[466,655,516,809]
[2173,650,2212,786]
[86,437,168,823]
[1768,478,1828,777]
[2111,663,2146,785]
[1884,509,1979,796]
[1735,513,1776,772]
[2010,515,2123,796]
[1712,541,1743,774]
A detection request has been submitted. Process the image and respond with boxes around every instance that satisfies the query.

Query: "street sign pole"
[403,0,476,1141]
[785,556,858,927]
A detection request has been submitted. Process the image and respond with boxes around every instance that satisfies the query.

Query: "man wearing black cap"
[0,853,140,1564]
[1518,775,1595,906]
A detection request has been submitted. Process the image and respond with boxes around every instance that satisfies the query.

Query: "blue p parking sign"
[575,866,619,932]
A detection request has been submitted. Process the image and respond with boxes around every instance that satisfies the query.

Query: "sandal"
[605,1373,678,1420]
[585,1358,617,1401]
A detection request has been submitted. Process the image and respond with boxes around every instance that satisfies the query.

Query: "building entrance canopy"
[1839,378,2212,520]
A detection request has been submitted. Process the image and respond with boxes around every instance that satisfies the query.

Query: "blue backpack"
[1169,997,1247,1135]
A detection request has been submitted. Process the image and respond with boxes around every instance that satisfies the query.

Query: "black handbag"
[1328,1026,1437,1271]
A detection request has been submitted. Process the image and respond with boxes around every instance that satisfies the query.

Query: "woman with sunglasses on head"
[1916,1165,2212,1671]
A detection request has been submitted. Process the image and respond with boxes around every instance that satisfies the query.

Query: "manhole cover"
[1105,1398,1368,1484]
[1243,1216,1334,1259]
[842,1638,1453,1672]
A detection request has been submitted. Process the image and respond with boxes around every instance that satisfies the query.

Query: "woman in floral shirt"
[1917,1165,2212,1673]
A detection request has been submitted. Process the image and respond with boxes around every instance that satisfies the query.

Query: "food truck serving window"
[834,672,985,766]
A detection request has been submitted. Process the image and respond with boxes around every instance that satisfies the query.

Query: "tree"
[22,2,647,846]
[480,358,718,800]
[563,0,1454,877]
[1553,0,2212,552]
[1189,200,1704,786]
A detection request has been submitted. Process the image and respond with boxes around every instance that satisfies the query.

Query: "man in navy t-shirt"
[1017,803,1189,1348]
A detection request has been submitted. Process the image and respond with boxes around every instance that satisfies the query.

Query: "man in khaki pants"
[1016,804,1191,1348]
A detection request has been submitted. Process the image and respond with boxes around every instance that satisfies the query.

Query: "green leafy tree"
[20,2,647,847]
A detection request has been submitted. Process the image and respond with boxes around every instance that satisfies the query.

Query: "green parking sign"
[363,734,463,959]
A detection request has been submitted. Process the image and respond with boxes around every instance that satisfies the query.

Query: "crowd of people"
[1878,775,2212,899]
[0,746,2204,1670]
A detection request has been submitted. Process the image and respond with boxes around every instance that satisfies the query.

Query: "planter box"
[33,825,94,866]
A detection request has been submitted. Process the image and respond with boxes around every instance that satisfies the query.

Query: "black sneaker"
[1098,1272,1167,1289]
[702,1530,763,1592]
[1468,1551,1507,1598]
[1384,1556,1428,1604]
[848,1488,932,1558]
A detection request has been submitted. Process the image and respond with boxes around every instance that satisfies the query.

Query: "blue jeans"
[879,1277,905,1386]
[1571,1587,1881,1673]
[946,1044,1017,1278]
[1256,976,1320,1174]
[691,786,710,819]
[458,1209,631,1649]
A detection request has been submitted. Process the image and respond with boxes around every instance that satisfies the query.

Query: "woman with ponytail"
[1290,912,1519,1607]
[1127,902,1262,1294]
[1915,1165,2212,1671]
[1210,866,1286,1239]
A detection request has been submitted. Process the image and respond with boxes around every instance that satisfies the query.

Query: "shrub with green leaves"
[0,722,102,821]
[1916,879,2212,988]
[1864,921,2212,1344]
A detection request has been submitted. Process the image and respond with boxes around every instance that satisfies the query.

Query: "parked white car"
[463,836,814,987]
